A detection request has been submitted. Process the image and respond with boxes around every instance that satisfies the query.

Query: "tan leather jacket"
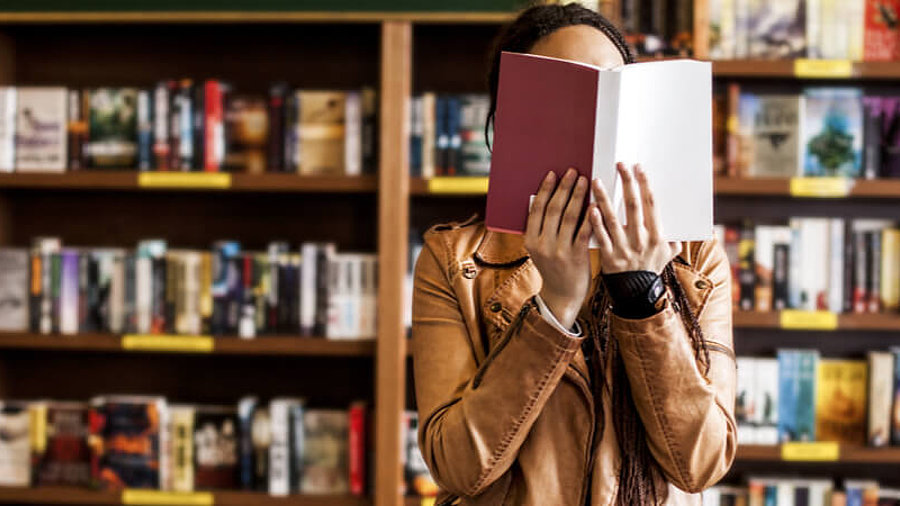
[411,218,737,506]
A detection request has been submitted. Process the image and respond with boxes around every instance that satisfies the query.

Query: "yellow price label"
[779,310,838,330]
[427,176,489,194]
[789,177,851,198]
[138,172,231,189]
[420,499,437,506]
[793,59,854,78]
[122,335,215,353]
[122,490,214,505]
[781,441,840,462]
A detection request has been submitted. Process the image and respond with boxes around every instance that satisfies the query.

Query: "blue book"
[764,484,777,506]
[445,96,462,175]
[802,88,863,178]
[796,349,819,441]
[435,97,449,175]
[777,349,799,442]
[409,96,422,176]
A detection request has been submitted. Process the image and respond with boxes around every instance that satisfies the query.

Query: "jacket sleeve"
[612,239,737,494]
[411,234,584,498]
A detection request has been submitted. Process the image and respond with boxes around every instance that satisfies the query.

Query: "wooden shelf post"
[375,20,412,506]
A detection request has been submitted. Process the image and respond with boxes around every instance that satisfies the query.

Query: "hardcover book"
[892,347,900,444]
[268,398,303,496]
[0,248,28,331]
[169,405,195,492]
[736,357,756,444]
[297,91,346,176]
[87,88,138,169]
[755,357,780,445]
[796,349,819,441]
[748,0,806,58]
[224,95,268,173]
[867,351,894,447]
[88,395,166,490]
[744,95,804,177]
[864,0,900,61]
[0,87,15,171]
[0,402,31,486]
[815,359,868,444]
[458,94,492,176]
[193,406,238,490]
[301,409,349,494]
[802,88,863,178]
[15,87,67,172]
[35,401,91,486]
[485,52,713,241]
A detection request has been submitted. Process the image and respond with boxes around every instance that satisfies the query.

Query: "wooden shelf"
[0,11,513,24]
[712,59,900,79]
[0,487,372,505]
[0,333,375,357]
[737,444,900,464]
[0,173,378,193]
[733,311,900,331]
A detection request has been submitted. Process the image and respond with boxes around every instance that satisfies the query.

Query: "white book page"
[612,60,713,242]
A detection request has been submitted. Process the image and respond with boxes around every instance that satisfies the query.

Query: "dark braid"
[484,3,635,148]
[586,261,710,505]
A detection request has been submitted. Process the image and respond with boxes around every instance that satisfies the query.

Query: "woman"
[411,4,736,506]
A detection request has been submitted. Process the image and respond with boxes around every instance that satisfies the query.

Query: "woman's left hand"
[589,162,681,275]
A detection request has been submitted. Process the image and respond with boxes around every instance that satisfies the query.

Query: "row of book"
[704,479,900,506]
[0,84,376,174]
[707,0,899,61]
[0,239,377,339]
[0,396,436,497]
[717,85,900,179]
[408,93,491,178]
[619,0,695,57]
[736,348,900,446]
[716,219,900,314]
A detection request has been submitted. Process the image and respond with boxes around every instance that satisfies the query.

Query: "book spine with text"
[204,80,223,172]
[348,402,366,496]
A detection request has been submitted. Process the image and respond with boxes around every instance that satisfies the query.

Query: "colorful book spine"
[348,402,366,496]
[137,90,153,170]
[203,80,223,172]
[864,0,900,61]
[153,81,170,170]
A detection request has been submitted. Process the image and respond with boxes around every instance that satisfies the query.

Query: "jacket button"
[490,302,502,313]
[462,262,477,279]
[695,280,708,290]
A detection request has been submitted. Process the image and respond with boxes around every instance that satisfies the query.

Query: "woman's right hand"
[524,168,594,330]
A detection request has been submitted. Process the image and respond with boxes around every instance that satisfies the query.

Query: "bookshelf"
[0,487,375,506]
[0,1,897,506]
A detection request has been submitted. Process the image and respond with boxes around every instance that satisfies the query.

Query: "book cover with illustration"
[748,0,807,58]
[193,406,238,490]
[458,94,492,176]
[0,248,28,331]
[36,402,91,487]
[87,88,138,169]
[746,95,804,177]
[301,409,349,494]
[15,87,67,172]
[0,402,31,486]
[864,0,900,61]
[224,95,268,175]
[297,91,346,176]
[867,351,894,447]
[815,359,868,444]
[802,88,863,177]
[88,396,166,490]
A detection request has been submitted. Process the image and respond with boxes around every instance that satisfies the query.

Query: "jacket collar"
[473,229,530,267]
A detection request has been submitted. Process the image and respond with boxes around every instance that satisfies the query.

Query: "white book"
[736,357,757,444]
[0,248,28,332]
[867,350,894,447]
[0,403,31,486]
[59,249,80,335]
[847,0,865,60]
[109,253,126,334]
[0,87,15,171]
[806,0,822,58]
[788,219,803,309]
[422,92,437,178]
[344,91,362,176]
[15,87,67,172]
[300,243,318,335]
[269,398,303,496]
[820,0,844,59]
[755,357,780,445]
[135,256,153,334]
[828,218,845,313]
[326,254,345,339]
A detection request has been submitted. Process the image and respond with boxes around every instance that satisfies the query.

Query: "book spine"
[867,351,893,447]
[204,80,223,172]
[421,92,436,179]
[864,0,900,60]
[170,407,194,492]
[237,398,257,490]
[853,230,868,313]
[59,251,79,335]
[777,350,798,442]
[738,222,756,311]
[267,84,286,172]
[179,80,194,170]
[314,245,334,337]
[289,403,305,493]
[238,255,256,339]
[881,228,900,311]
[268,401,290,496]
[361,88,377,175]
[165,254,178,334]
[345,90,362,176]
[726,83,741,177]
[124,255,136,333]
[109,254,124,334]
[348,402,366,496]
[868,229,882,313]
[168,81,180,170]
[151,254,167,334]
[862,98,883,179]
[807,0,822,58]
[828,218,844,313]
[285,92,298,173]
[192,83,204,171]
[446,96,461,176]
[796,350,818,441]
[0,87,15,171]
[153,82,170,170]
[435,97,448,176]
[137,90,153,171]
[843,219,856,313]
[409,95,422,177]
[66,90,84,170]
[733,0,750,58]
[773,243,789,310]
[300,244,317,336]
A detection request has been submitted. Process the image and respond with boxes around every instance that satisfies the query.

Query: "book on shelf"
[868,351,894,447]
[485,52,713,242]
[14,87,67,173]
[87,88,138,169]
[0,401,31,486]
[619,0,694,57]
[0,87,16,172]
[0,238,377,339]
[409,92,490,178]
[193,405,239,490]
[815,359,868,445]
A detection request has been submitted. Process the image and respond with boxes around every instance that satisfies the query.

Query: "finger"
[558,175,588,244]
[635,165,662,242]
[525,171,556,245]
[591,177,628,249]
[589,205,613,255]
[542,168,578,237]
[669,241,683,260]
[618,163,645,248]
[574,203,594,248]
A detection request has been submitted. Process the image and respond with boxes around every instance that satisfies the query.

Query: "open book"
[485,51,713,242]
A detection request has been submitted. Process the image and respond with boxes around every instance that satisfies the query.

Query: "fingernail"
[545,171,555,182]
[577,176,586,186]
[566,168,576,178]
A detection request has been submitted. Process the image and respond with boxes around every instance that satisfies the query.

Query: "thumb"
[668,241,683,260]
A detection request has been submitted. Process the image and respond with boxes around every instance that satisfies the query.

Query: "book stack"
[0,84,377,174]
[703,479,900,506]
[0,239,377,339]
[0,396,432,496]
[716,219,900,314]
[408,93,491,178]
[707,0,899,61]
[736,348,900,447]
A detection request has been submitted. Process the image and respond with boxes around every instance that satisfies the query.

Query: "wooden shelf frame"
[737,445,900,464]
[0,487,375,505]
[734,311,900,331]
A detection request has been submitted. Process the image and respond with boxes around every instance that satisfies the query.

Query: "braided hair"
[485,5,711,505]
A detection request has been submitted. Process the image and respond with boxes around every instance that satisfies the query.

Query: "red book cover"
[348,402,366,496]
[485,52,598,234]
[204,80,223,172]
[864,0,900,61]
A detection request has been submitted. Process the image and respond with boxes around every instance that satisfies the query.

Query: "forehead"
[528,24,625,70]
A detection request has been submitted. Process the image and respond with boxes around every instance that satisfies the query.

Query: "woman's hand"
[590,163,681,275]
[525,168,594,330]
